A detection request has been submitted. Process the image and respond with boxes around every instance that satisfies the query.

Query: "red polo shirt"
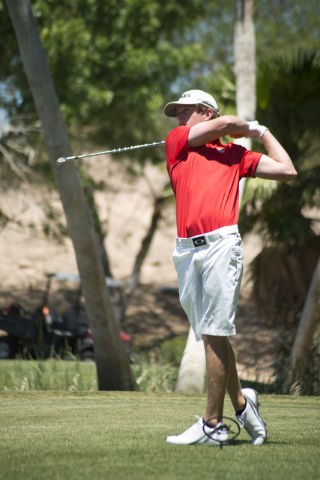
[165,126,262,238]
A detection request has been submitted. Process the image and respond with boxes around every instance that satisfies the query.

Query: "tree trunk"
[128,195,166,292]
[234,0,256,122]
[234,0,256,205]
[286,255,320,390]
[83,186,113,278]
[6,0,137,391]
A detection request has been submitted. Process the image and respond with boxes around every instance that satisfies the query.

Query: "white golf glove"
[247,121,268,138]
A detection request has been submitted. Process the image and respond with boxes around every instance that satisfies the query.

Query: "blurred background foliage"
[1,0,320,167]
[242,49,320,245]
[204,49,320,246]
[0,0,206,167]
[0,0,319,276]
[0,0,320,257]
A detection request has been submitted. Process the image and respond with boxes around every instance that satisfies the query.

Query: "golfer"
[164,90,297,446]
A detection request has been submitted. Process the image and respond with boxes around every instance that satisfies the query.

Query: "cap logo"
[181,93,191,98]
[197,97,215,109]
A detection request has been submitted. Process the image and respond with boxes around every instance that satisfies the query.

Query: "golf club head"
[57,157,67,163]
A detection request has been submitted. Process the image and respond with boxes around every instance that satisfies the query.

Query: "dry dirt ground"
[0,155,277,383]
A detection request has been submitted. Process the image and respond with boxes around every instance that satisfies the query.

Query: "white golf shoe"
[166,415,228,446]
[236,388,268,445]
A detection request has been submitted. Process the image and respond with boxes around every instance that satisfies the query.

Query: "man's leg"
[226,339,268,445]
[203,336,246,424]
[226,339,246,412]
[166,334,231,446]
[203,335,230,426]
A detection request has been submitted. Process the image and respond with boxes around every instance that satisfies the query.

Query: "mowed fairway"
[1,392,320,480]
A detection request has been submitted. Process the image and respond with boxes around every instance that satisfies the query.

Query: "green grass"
[0,359,179,393]
[0,391,319,480]
[0,358,274,394]
[0,359,98,391]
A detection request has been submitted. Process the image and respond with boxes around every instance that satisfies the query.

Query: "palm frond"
[240,177,277,210]
[204,66,236,115]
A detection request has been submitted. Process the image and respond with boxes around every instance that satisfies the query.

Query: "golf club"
[56,141,165,163]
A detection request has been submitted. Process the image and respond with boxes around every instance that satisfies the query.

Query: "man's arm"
[187,115,250,147]
[188,115,297,183]
[253,131,297,182]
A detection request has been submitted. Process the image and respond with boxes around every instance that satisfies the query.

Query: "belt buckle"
[192,235,207,247]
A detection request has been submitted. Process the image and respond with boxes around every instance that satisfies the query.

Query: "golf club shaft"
[57,141,165,163]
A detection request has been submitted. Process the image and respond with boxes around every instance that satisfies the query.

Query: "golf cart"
[0,272,132,360]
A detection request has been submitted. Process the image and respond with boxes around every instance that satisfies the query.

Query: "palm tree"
[241,49,320,243]
[207,48,320,393]
[5,0,137,391]
[286,256,320,392]
[233,0,256,203]
[247,49,320,393]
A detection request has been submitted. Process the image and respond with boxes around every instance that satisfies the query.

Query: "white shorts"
[173,225,243,341]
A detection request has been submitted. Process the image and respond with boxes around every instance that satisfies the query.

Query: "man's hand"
[246,121,269,139]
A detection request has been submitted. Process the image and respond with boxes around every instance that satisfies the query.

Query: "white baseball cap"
[164,89,220,117]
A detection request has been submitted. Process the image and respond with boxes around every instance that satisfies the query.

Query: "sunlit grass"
[0,392,319,480]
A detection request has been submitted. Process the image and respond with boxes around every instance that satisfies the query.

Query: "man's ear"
[204,108,214,121]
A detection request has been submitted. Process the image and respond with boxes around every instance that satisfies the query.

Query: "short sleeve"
[230,144,262,178]
[165,126,191,167]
